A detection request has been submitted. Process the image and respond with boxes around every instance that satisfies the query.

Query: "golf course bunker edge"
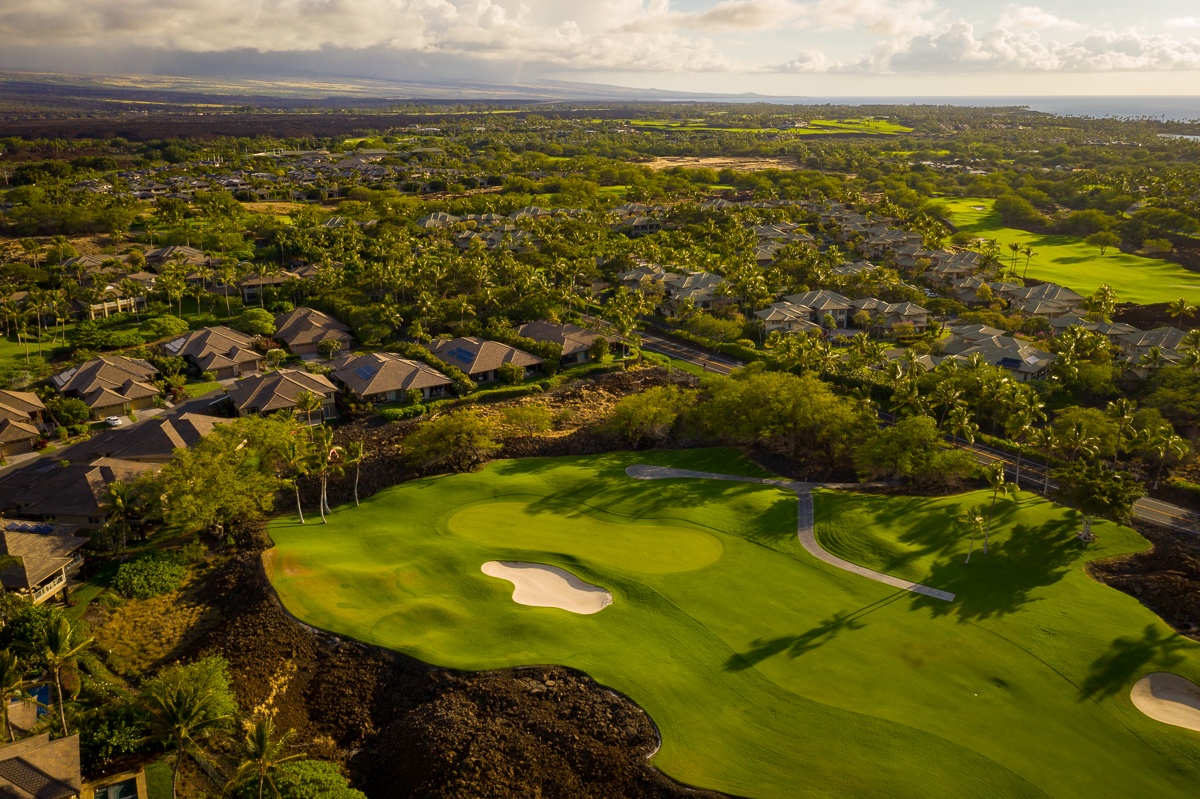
[1131,673,1200,732]
[482,560,613,614]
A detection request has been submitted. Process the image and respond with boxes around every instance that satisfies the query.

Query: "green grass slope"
[934,197,1200,305]
[268,450,1200,798]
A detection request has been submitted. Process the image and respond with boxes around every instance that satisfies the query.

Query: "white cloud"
[777,17,1200,73]
[996,5,1084,32]
[1166,17,1200,29]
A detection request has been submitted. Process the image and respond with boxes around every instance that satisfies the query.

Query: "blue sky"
[1,1,1199,95]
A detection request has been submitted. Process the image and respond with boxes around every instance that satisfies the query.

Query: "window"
[96,778,139,799]
[88,517,101,525]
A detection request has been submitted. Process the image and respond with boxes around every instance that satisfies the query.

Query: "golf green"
[267,450,1200,798]
[934,197,1200,305]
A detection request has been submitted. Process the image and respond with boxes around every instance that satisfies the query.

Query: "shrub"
[111,551,188,599]
[496,362,525,385]
[380,404,426,422]
[139,315,189,341]
[232,308,276,336]
[47,396,91,426]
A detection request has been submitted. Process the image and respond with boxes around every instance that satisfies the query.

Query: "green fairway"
[628,118,910,136]
[267,450,1200,798]
[935,197,1200,305]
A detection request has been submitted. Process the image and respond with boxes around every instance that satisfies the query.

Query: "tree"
[502,404,553,437]
[294,391,322,426]
[947,404,979,446]
[43,617,93,735]
[100,480,136,551]
[588,336,610,361]
[308,425,343,523]
[317,338,343,361]
[1105,398,1137,467]
[284,436,310,524]
[405,410,499,473]
[0,649,32,742]
[1167,298,1197,330]
[958,504,987,565]
[344,441,364,507]
[234,308,277,337]
[142,658,236,799]
[981,462,1016,554]
[1053,462,1144,541]
[269,760,366,799]
[1084,285,1118,322]
[1144,427,1189,489]
[496,362,525,385]
[605,385,690,449]
[228,717,305,799]
[854,416,977,487]
[1084,231,1120,256]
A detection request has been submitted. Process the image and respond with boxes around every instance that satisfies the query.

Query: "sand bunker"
[481,561,612,615]
[1130,673,1200,732]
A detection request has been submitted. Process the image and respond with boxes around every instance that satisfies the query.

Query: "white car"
[104,416,124,427]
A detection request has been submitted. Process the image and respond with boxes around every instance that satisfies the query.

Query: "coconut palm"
[959,504,987,565]
[1145,427,1190,489]
[143,679,232,799]
[1021,246,1035,278]
[43,617,93,736]
[947,404,978,446]
[982,462,1016,554]
[309,425,343,522]
[284,437,309,525]
[1167,297,1197,329]
[1105,398,1137,468]
[294,391,322,427]
[227,717,306,799]
[101,480,135,551]
[0,649,33,742]
[344,441,364,507]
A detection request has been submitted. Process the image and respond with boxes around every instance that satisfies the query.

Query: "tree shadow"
[911,515,1082,623]
[725,592,905,671]
[1079,625,1189,702]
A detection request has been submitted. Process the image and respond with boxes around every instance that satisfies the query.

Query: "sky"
[1,0,1200,96]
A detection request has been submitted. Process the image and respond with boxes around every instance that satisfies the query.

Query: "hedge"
[380,404,426,422]
[111,551,188,599]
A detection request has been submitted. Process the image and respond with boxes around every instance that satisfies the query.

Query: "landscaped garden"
[267,448,1200,798]
[935,197,1200,304]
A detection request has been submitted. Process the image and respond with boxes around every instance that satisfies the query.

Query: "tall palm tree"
[959,504,987,565]
[947,404,978,446]
[285,437,309,525]
[1105,398,1137,468]
[309,425,343,523]
[119,278,146,321]
[1167,297,1197,330]
[1146,428,1190,489]
[143,680,232,799]
[0,649,33,742]
[43,617,93,736]
[982,462,1015,555]
[294,391,322,426]
[344,441,364,507]
[101,480,135,551]
[1021,246,1035,278]
[227,717,305,799]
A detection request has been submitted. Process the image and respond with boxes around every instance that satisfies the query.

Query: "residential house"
[661,271,727,313]
[783,290,854,328]
[226,369,338,421]
[144,245,210,270]
[618,263,666,291]
[51,357,161,420]
[331,352,452,403]
[426,337,543,384]
[165,326,261,380]
[924,251,982,286]
[83,770,149,799]
[1118,327,1187,359]
[0,527,89,604]
[517,321,605,364]
[0,733,81,798]
[0,457,158,529]
[944,334,1056,382]
[0,390,48,431]
[273,307,353,358]
[755,302,822,336]
[66,413,221,464]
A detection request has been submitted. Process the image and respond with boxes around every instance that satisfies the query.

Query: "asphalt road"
[631,327,1200,536]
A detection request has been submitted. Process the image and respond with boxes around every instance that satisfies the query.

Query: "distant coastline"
[750,95,1200,122]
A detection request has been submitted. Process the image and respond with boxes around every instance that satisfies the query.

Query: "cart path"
[626,465,956,602]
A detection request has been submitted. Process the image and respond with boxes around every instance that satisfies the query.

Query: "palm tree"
[101,480,135,551]
[143,680,232,799]
[309,425,343,523]
[1146,428,1190,489]
[1008,241,1021,271]
[1139,346,1165,370]
[344,441,364,507]
[982,462,1015,555]
[959,504,987,565]
[227,717,305,799]
[1105,398,1137,468]
[1167,297,1197,330]
[947,404,978,446]
[0,649,33,742]
[43,617,93,736]
[284,437,309,525]
[294,391,322,426]
[1021,246,1035,278]
[119,279,145,321]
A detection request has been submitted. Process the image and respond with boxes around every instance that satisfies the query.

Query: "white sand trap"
[1131,673,1200,732]
[971,205,986,210]
[481,561,612,615]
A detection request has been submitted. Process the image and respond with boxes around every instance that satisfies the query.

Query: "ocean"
[750,96,1200,122]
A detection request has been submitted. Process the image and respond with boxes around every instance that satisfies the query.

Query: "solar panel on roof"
[447,347,475,363]
[353,365,377,380]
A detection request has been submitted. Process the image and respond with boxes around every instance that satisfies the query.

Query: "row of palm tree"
[285,398,366,524]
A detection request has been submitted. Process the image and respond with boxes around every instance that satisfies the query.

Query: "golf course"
[266,449,1200,798]
[934,197,1200,305]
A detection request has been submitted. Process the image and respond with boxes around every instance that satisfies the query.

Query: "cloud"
[776,18,1200,73]
[1166,17,1200,29]
[996,5,1084,32]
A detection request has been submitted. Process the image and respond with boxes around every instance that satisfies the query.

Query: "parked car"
[104,416,124,427]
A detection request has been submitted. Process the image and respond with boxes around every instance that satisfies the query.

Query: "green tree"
[234,308,277,337]
[854,416,977,487]
[1052,462,1144,541]
[502,404,553,437]
[344,441,364,507]
[294,391,322,426]
[982,462,1016,554]
[228,717,305,799]
[0,649,33,742]
[958,504,987,565]
[269,760,366,799]
[1084,231,1120,255]
[308,425,343,523]
[1167,298,1197,330]
[405,411,499,473]
[43,617,93,735]
[605,385,690,449]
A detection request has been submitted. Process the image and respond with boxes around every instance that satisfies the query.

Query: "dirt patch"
[241,201,306,216]
[1089,521,1200,639]
[189,548,725,798]
[646,156,799,172]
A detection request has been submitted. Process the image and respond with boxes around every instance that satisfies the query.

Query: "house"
[164,326,261,380]
[331,353,451,403]
[0,391,48,432]
[755,302,822,335]
[0,526,89,604]
[517,321,605,364]
[0,419,41,457]
[273,307,353,358]
[144,245,210,270]
[618,263,666,291]
[662,271,726,312]
[1118,327,1187,359]
[1002,282,1085,311]
[225,369,338,421]
[50,357,161,421]
[879,302,931,334]
[83,770,149,799]
[944,335,1056,382]
[783,290,854,327]
[426,337,543,384]
[0,457,157,529]
[0,733,81,798]
[65,413,220,464]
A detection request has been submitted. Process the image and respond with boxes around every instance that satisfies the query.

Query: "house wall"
[0,437,37,457]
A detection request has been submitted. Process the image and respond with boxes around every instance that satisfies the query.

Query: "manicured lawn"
[268,450,1200,799]
[935,197,1200,305]
[184,380,223,399]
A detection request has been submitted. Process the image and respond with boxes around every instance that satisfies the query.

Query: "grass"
[935,197,1200,305]
[184,380,223,399]
[627,118,910,136]
[144,760,174,799]
[267,450,1200,799]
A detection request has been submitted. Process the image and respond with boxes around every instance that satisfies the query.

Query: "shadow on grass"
[725,592,906,671]
[1080,625,1189,702]
[911,515,1083,623]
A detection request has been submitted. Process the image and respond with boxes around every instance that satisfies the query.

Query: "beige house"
[0,733,81,798]
[0,526,89,604]
[331,352,451,403]
[226,369,338,421]
[51,357,160,420]
[165,326,262,380]
[426,337,542,384]
[274,307,353,357]
[517,321,604,364]
[0,457,158,530]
